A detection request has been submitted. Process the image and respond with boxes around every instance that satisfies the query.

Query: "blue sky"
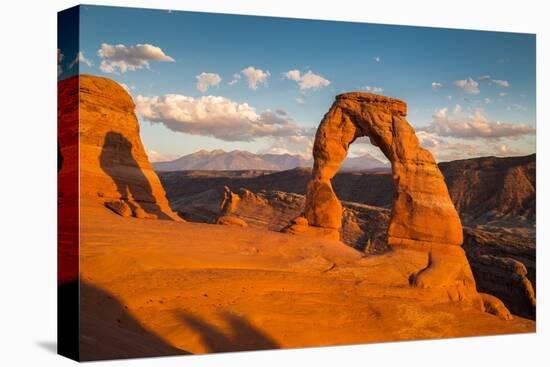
[58,5,536,162]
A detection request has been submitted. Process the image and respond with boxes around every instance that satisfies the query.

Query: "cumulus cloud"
[69,51,93,69]
[478,75,491,81]
[507,104,527,112]
[98,43,174,73]
[196,72,221,93]
[419,108,535,139]
[57,49,64,76]
[361,85,384,93]
[493,143,520,156]
[492,79,510,87]
[145,149,176,163]
[416,131,522,161]
[136,94,307,141]
[453,104,462,114]
[296,97,306,104]
[454,78,480,94]
[283,69,330,91]
[373,56,381,63]
[228,73,241,85]
[241,66,270,90]
[261,134,315,158]
[431,82,443,90]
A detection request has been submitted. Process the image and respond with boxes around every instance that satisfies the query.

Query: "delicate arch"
[304,92,462,247]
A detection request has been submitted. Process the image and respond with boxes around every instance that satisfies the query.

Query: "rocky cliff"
[440,154,535,223]
[59,74,180,221]
[158,154,535,226]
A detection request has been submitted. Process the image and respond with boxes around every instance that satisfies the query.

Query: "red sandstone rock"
[216,215,248,227]
[58,75,181,221]
[480,293,514,321]
[105,200,132,218]
[305,92,462,246]
[298,92,497,307]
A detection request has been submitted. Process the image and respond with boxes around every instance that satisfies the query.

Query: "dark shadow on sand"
[177,311,279,353]
[60,280,189,361]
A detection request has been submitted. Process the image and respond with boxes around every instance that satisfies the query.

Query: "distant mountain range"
[153,149,389,172]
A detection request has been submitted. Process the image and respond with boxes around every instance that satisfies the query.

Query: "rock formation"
[294,92,487,303]
[440,154,536,223]
[58,74,181,221]
[480,293,514,321]
[464,230,536,319]
[105,200,133,218]
[216,216,248,227]
[303,92,462,246]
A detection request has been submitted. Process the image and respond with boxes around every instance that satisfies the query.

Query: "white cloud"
[284,69,301,81]
[494,143,520,156]
[431,82,443,90]
[136,94,306,141]
[447,95,453,100]
[261,134,315,159]
[241,66,270,90]
[57,49,64,76]
[478,75,491,81]
[145,149,176,163]
[507,104,527,112]
[416,131,522,161]
[283,69,330,91]
[69,51,93,69]
[484,98,493,104]
[499,92,508,97]
[454,78,480,95]
[98,43,174,73]
[373,56,381,63]
[296,97,306,104]
[492,79,510,87]
[195,72,221,93]
[228,73,241,85]
[361,85,384,93]
[419,108,535,139]
[453,104,462,114]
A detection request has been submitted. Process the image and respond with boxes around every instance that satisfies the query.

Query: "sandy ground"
[78,198,534,361]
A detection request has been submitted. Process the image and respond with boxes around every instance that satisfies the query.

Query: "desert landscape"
[58,75,535,361]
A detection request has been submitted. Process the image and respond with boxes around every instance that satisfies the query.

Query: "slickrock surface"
[59,74,180,221]
[79,197,534,360]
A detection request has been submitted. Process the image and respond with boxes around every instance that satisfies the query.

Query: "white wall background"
[0,0,547,365]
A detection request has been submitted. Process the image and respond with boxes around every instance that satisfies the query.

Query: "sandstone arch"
[304,92,462,248]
